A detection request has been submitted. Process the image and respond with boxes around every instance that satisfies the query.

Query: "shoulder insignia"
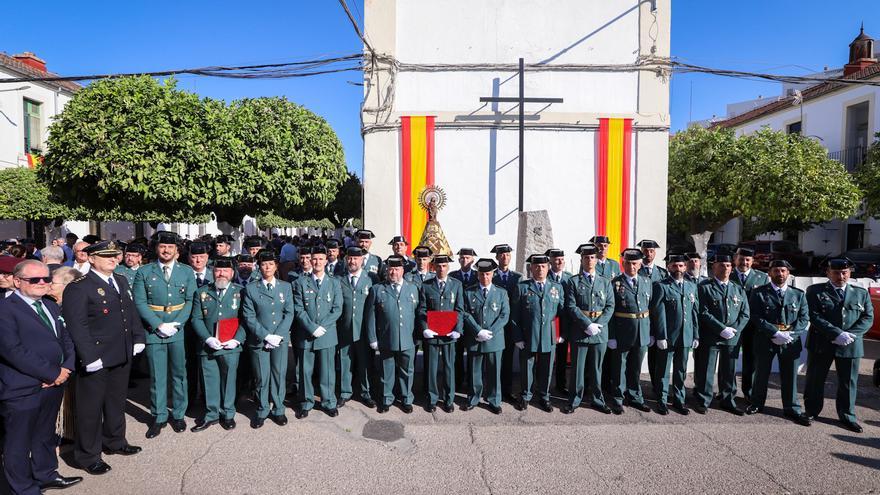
[71,275,87,284]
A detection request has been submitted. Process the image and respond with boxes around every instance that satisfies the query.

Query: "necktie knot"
[163,265,170,281]
[316,277,322,289]
[351,276,357,287]
[439,281,446,292]
[482,287,488,298]
[267,283,273,291]
[837,288,845,299]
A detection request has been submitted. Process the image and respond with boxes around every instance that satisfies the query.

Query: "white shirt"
[625,275,638,286]
[93,271,118,292]
[15,290,57,336]
[73,261,91,275]
[262,277,277,289]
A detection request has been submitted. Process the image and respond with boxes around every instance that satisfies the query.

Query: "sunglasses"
[19,276,53,284]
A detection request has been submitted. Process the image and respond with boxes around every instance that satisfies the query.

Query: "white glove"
[313,326,327,338]
[833,333,854,346]
[656,339,668,350]
[264,342,278,350]
[369,342,378,350]
[449,331,461,340]
[205,337,223,351]
[556,336,565,344]
[649,336,656,347]
[842,331,857,343]
[157,322,180,338]
[222,339,240,350]
[476,329,492,342]
[515,341,525,350]
[133,343,146,356]
[423,329,438,339]
[264,334,283,347]
[586,323,602,336]
[607,339,617,350]
[692,339,699,349]
[85,359,104,373]
[719,328,736,340]
[771,331,790,346]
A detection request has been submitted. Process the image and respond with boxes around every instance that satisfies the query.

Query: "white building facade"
[361,0,671,266]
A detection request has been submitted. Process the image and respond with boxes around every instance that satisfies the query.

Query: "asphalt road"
[49,348,880,495]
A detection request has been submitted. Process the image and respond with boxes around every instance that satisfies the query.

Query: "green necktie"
[33,301,53,332]
[163,265,170,282]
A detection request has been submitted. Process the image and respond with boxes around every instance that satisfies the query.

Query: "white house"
[710,26,880,256]
[361,0,671,267]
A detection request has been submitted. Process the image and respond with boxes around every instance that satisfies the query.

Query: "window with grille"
[23,99,42,153]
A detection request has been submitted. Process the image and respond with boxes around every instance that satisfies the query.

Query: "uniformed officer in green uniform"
[186,241,214,403]
[694,254,750,415]
[234,253,258,286]
[591,235,621,279]
[450,247,478,389]
[547,248,573,394]
[287,246,312,283]
[189,257,244,432]
[406,246,435,285]
[356,230,384,279]
[685,252,707,283]
[337,246,376,408]
[114,243,145,285]
[418,254,464,413]
[650,254,699,415]
[561,243,615,415]
[388,236,417,274]
[636,239,668,396]
[241,250,295,428]
[212,234,234,260]
[512,254,565,412]
[242,236,264,258]
[492,244,522,401]
[325,239,345,278]
[746,259,811,426]
[132,231,196,438]
[365,255,424,413]
[804,258,874,433]
[461,258,509,414]
[607,249,652,414]
[730,247,770,403]
[293,245,343,418]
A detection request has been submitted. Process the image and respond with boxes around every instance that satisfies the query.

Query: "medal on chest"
[550,287,559,299]
[232,293,239,310]
[97,288,105,296]
[279,291,285,303]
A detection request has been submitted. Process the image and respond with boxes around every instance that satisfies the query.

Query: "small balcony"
[828,146,867,172]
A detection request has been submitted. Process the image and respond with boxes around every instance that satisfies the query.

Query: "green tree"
[668,126,861,257]
[854,131,880,218]
[0,167,73,221]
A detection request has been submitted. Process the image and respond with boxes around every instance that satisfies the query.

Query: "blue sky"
[5,1,879,174]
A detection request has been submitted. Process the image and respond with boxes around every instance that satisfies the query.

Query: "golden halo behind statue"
[418,185,447,212]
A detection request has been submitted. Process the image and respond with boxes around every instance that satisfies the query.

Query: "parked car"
[839,245,880,279]
[737,240,814,272]
[706,243,737,260]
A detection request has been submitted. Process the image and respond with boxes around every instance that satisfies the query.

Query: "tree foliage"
[256,213,334,230]
[0,167,74,220]
[854,131,880,218]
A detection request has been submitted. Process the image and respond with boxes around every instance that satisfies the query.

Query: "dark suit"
[0,294,75,495]
[493,269,522,398]
[63,271,146,467]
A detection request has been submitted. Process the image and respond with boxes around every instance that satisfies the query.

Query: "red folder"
[553,317,561,342]
[215,317,239,342]
[428,311,458,337]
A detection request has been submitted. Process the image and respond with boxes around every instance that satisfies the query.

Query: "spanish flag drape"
[400,116,435,256]
[595,118,633,259]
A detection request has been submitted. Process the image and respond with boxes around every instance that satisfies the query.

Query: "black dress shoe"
[841,419,864,433]
[250,417,265,429]
[425,404,437,413]
[324,408,339,417]
[40,475,84,489]
[628,401,651,412]
[672,404,690,416]
[362,398,377,409]
[220,418,236,430]
[377,404,389,413]
[656,403,669,415]
[401,403,413,414]
[191,420,218,432]
[295,409,309,419]
[84,460,112,475]
[784,412,812,427]
[488,404,502,415]
[592,404,613,415]
[460,403,474,411]
[269,414,288,426]
[721,404,745,416]
[170,418,187,433]
[103,444,142,456]
[694,404,708,415]
[536,400,553,413]
[745,405,762,415]
[561,404,575,414]
[442,402,455,413]
[145,421,166,439]
[514,397,528,411]
[610,404,624,415]
[338,398,348,407]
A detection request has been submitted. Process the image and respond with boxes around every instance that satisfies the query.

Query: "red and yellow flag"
[26,153,42,169]
[400,116,435,256]
[595,118,633,259]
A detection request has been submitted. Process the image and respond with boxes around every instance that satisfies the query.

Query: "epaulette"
[70,275,88,284]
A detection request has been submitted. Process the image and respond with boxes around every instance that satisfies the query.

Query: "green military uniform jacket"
[365,280,424,352]
[650,278,699,347]
[731,269,770,296]
[417,277,464,345]
[609,274,653,348]
[338,271,373,345]
[596,258,621,279]
[639,264,669,283]
[511,279,565,353]
[362,253,383,280]
[241,278,295,348]
[192,268,214,288]
[805,282,874,358]
[463,284,509,353]
[749,284,808,352]
[697,279,750,347]
[565,272,615,344]
[492,269,522,294]
[132,261,197,345]
[292,274,343,351]
[450,269,479,290]
[114,264,139,286]
[405,269,435,287]
[190,282,246,356]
